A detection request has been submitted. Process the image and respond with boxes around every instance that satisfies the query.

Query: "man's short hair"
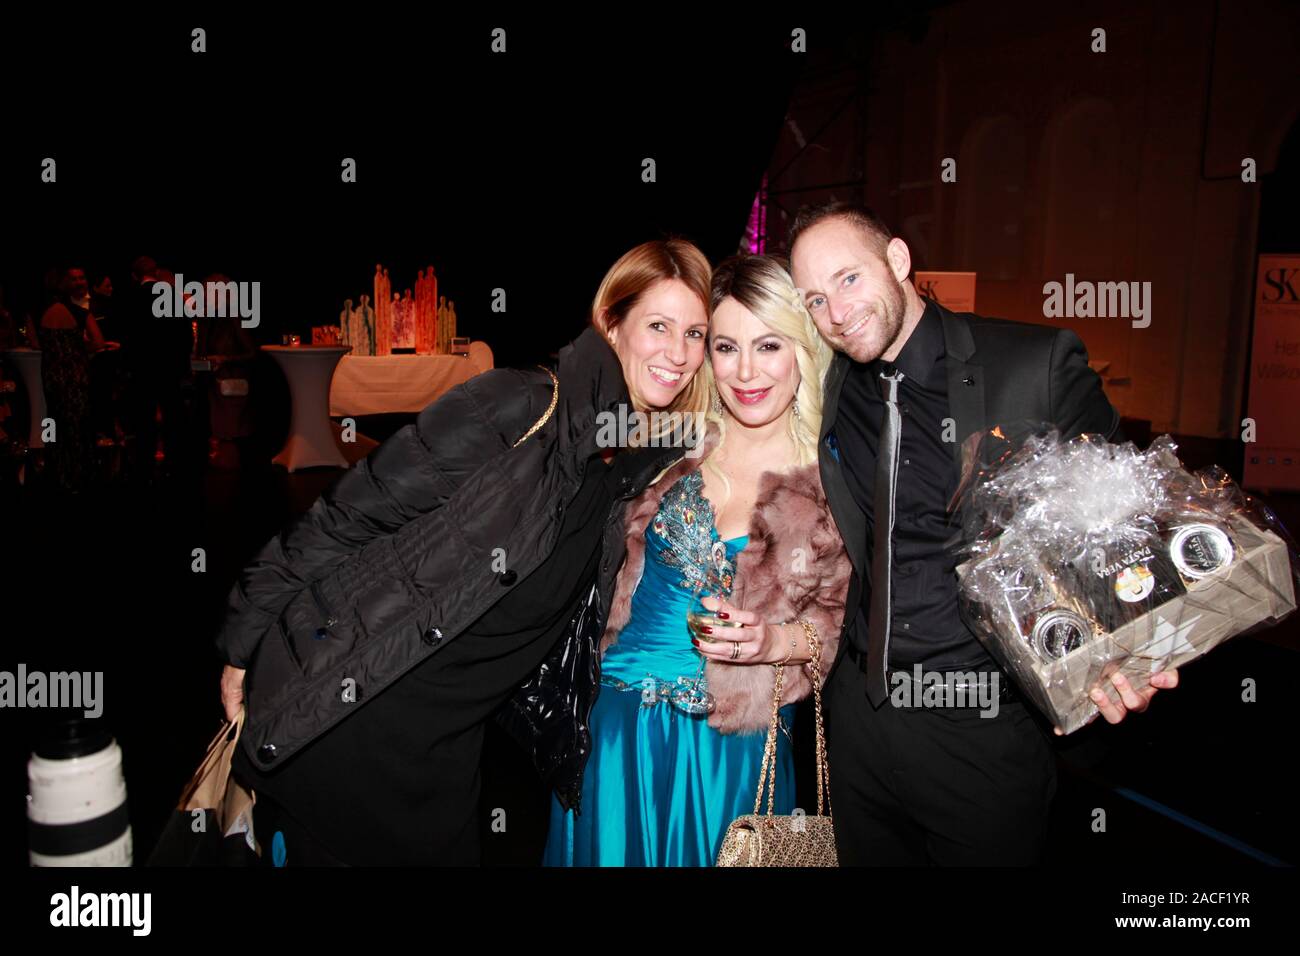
[788,201,893,260]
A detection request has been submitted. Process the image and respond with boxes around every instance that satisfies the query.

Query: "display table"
[261,344,351,471]
[2,348,47,449]
[328,341,494,417]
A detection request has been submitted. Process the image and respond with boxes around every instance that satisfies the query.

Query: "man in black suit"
[788,201,1179,865]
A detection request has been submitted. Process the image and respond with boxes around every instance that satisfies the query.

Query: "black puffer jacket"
[215,327,683,808]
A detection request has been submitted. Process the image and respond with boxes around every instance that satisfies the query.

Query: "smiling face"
[790,217,910,364]
[709,296,800,427]
[605,278,708,411]
[60,268,89,301]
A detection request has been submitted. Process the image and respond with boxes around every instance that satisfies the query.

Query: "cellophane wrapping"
[951,425,1298,733]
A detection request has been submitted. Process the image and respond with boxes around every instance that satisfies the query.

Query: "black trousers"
[252,791,350,867]
[124,367,188,478]
[823,650,1057,866]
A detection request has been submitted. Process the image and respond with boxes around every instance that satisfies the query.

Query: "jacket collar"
[869,297,945,388]
[820,300,983,464]
[550,325,692,488]
[554,325,630,455]
[605,418,721,501]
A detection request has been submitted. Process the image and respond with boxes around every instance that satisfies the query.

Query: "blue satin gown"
[544,471,795,867]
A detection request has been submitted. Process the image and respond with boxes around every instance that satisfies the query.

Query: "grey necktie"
[865,364,904,707]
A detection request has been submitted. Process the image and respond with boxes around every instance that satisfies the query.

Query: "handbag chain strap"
[751,619,833,820]
[512,366,560,448]
[753,663,785,819]
[806,622,833,818]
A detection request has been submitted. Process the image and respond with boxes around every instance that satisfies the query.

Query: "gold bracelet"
[780,623,798,666]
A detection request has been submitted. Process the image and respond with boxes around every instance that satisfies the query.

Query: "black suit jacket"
[818,300,1123,662]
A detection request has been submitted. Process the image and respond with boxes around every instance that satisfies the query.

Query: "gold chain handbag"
[716,620,838,866]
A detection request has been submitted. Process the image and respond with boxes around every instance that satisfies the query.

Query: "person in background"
[0,283,36,456]
[86,270,124,448]
[196,273,259,469]
[119,257,193,484]
[0,283,40,350]
[37,266,106,493]
[89,272,114,334]
[0,284,40,483]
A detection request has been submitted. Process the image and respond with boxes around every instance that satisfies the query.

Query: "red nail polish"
[691,637,700,647]
[702,626,713,634]
[718,612,729,620]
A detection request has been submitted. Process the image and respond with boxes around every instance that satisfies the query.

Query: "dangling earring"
[792,396,801,420]
[710,389,723,416]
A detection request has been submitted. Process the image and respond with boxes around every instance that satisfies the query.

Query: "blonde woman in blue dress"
[545,254,851,866]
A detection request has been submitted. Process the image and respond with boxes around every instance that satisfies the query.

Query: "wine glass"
[674,584,744,716]
[686,587,746,643]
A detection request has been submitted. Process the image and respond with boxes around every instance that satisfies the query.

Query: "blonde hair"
[591,238,714,439]
[702,254,833,495]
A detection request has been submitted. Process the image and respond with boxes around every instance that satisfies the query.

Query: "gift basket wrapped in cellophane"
[950,423,1299,734]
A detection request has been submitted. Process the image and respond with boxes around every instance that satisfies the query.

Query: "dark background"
[0,10,816,868]
[1,5,1297,889]
[0,12,808,370]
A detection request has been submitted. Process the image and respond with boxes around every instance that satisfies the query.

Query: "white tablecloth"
[328,342,494,416]
[263,345,351,471]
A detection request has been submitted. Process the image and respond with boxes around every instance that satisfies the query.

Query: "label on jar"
[1169,523,1234,581]
[1085,540,1186,633]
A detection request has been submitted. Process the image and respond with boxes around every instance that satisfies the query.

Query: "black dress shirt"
[833,300,995,672]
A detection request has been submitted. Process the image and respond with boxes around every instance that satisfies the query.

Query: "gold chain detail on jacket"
[511,366,560,448]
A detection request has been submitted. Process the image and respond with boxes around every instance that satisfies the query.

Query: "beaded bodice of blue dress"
[601,468,741,705]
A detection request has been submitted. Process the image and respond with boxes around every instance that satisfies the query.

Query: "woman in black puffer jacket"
[215,239,713,865]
